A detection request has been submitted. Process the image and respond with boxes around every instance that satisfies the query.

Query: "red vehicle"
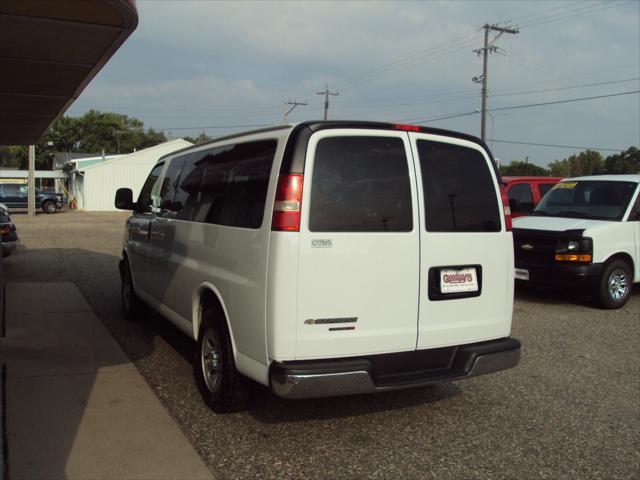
[503,176,562,217]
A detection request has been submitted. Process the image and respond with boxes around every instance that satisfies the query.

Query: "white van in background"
[513,175,640,309]
[115,121,520,412]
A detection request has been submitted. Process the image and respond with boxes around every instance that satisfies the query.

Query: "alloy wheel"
[608,269,628,302]
[201,328,223,393]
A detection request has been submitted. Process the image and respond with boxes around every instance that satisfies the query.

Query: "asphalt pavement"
[3,210,639,479]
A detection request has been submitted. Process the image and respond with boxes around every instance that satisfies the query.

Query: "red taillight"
[499,184,512,231]
[0,226,9,235]
[394,124,420,132]
[272,174,303,231]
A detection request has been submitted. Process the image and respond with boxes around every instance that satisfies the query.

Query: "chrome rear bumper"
[271,338,520,400]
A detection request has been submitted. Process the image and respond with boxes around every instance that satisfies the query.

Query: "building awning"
[0,0,139,145]
[0,169,68,180]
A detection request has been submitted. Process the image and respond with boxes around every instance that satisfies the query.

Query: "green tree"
[0,110,168,170]
[499,160,549,176]
[547,150,604,177]
[604,147,640,174]
[0,144,55,170]
[184,131,213,144]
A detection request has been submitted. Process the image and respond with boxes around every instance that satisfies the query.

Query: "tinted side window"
[173,153,207,221]
[136,163,164,213]
[508,184,533,213]
[417,140,500,232]
[309,136,413,232]
[538,183,554,197]
[159,156,186,217]
[192,140,277,228]
[3,185,19,195]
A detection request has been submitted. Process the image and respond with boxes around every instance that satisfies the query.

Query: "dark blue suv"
[0,183,63,213]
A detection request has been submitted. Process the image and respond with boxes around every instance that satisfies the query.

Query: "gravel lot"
[4,210,640,479]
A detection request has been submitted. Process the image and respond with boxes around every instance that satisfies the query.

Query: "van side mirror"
[115,188,134,210]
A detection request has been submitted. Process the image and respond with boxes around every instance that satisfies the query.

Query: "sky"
[67,0,640,168]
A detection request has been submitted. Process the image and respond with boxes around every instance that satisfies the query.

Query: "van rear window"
[417,140,500,232]
[309,136,413,232]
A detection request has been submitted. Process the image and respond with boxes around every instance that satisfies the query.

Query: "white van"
[115,121,520,412]
[513,175,640,309]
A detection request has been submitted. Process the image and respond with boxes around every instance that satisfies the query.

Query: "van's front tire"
[595,259,632,309]
[195,309,250,413]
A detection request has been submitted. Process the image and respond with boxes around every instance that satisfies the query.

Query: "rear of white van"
[265,122,519,399]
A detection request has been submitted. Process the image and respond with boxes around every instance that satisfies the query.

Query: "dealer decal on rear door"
[440,267,479,293]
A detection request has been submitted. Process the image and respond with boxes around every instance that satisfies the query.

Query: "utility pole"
[316,84,339,120]
[283,100,307,123]
[113,130,134,154]
[28,145,35,217]
[474,24,518,142]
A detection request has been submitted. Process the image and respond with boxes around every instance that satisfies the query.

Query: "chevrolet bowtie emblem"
[521,244,534,251]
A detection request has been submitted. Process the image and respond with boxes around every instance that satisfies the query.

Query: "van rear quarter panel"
[266,232,301,361]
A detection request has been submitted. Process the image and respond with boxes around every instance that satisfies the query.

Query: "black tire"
[121,260,145,321]
[195,307,250,413]
[42,200,57,214]
[594,259,633,309]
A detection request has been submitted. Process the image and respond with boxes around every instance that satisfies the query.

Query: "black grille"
[513,229,558,264]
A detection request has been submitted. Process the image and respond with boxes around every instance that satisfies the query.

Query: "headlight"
[555,238,592,263]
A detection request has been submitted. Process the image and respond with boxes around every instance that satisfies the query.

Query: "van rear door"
[295,130,420,359]
[408,133,513,349]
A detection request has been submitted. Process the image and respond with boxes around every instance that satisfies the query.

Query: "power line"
[518,0,637,29]
[339,37,482,91]
[495,1,585,26]
[490,77,640,99]
[338,29,482,87]
[492,139,626,152]
[490,89,640,112]
[513,1,610,28]
[318,76,640,113]
[407,90,640,124]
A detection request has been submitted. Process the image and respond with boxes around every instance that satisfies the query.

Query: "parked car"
[503,176,562,217]
[1,209,18,257]
[0,183,63,213]
[115,121,521,412]
[513,175,640,309]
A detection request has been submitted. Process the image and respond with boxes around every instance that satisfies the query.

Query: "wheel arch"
[603,252,635,274]
[193,283,237,355]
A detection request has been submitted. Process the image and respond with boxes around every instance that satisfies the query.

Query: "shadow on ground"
[248,382,461,424]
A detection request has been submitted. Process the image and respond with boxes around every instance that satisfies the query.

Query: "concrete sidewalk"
[0,282,214,480]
